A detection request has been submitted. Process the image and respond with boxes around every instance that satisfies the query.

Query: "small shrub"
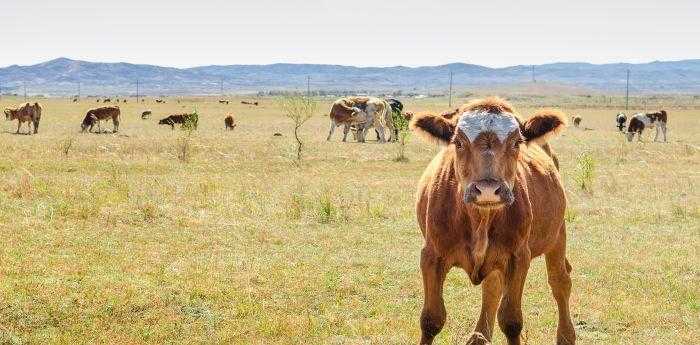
[573,152,596,192]
[317,193,336,224]
[279,96,317,166]
[59,137,75,156]
[177,136,193,163]
[393,110,411,162]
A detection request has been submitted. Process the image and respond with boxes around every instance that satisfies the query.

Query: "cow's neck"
[464,206,500,284]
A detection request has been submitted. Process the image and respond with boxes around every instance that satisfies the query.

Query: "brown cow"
[81,106,120,133]
[571,116,582,128]
[219,100,230,105]
[241,100,259,106]
[4,102,42,134]
[411,97,574,345]
[158,113,197,130]
[224,115,236,130]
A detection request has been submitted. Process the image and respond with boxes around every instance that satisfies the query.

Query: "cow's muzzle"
[464,179,514,208]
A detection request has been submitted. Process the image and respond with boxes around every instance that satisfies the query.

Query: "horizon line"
[2,57,698,70]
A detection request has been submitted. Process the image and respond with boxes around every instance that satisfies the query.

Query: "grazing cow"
[219,100,230,105]
[616,112,627,132]
[4,102,42,134]
[411,97,574,345]
[647,110,668,142]
[224,115,236,130]
[122,99,127,104]
[571,116,582,128]
[103,98,111,103]
[327,96,394,143]
[141,110,152,119]
[158,113,198,130]
[155,99,166,104]
[273,132,283,136]
[81,106,120,133]
[96,99,101,103]
[626,111,667,142]
[241,100,259,106]
[72,98,79,103]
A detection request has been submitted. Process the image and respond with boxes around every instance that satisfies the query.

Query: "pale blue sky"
[1,0,698,68]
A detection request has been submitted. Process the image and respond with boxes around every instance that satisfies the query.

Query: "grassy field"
[0,94,698,344]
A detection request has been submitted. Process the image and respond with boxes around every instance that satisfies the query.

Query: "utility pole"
[306,75,311,97]
[532,65,536,83]
[136,79,140,103]
[625,69,630,111]
[448,71,453,108]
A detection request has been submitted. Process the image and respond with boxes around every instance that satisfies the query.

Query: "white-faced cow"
[4,102,42,134]
[411,97,574,345]
[81,106,121,133]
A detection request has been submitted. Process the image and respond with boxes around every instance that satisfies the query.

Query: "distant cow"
[224,115,236,130]
[141,110,152,119]
[158,113,198,130]
[4,102,42,134]
[103,98,112,103]
[411,97,574,345]
[616,112,627,132]
[72,98,79,103]
[219,100,230,105]
[81,106,120,133]
[627,111,668,142]
[241,101,259,106]
[327,96,394,143]
[155,99,166,104]
[571,115,582,128]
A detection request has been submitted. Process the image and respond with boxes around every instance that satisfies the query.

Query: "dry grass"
[0,94,697,344]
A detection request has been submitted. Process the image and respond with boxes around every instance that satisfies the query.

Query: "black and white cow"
[626,111,668,142]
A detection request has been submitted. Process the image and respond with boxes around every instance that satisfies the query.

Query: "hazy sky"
[1,0,698,68]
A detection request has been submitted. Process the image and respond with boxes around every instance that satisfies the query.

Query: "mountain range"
[0,58,698,96]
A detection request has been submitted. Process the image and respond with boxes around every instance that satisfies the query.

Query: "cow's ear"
[410,112,456,145]
[521,108,567,145]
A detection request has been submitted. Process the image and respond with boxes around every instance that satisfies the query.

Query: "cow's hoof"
[465,332,490,345]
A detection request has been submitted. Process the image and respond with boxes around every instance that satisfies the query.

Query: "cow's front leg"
[467,271,503,344]
[16,121,21,134]
[498,247,531,345]
[419,247,448,345]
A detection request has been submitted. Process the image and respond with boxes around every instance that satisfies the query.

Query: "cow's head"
[4,109,12,120]
[80,115,94,132]
[411,97,566,209]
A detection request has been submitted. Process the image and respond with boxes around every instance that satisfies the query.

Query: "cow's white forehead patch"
[457,111,520,142]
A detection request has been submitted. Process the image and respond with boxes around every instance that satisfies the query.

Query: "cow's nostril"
[472,184,482,195]
[494,186,502,195]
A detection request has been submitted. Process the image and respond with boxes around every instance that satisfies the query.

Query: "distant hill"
[0,57,698,96]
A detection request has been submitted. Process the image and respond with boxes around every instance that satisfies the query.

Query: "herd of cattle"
[3,98,669,144]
